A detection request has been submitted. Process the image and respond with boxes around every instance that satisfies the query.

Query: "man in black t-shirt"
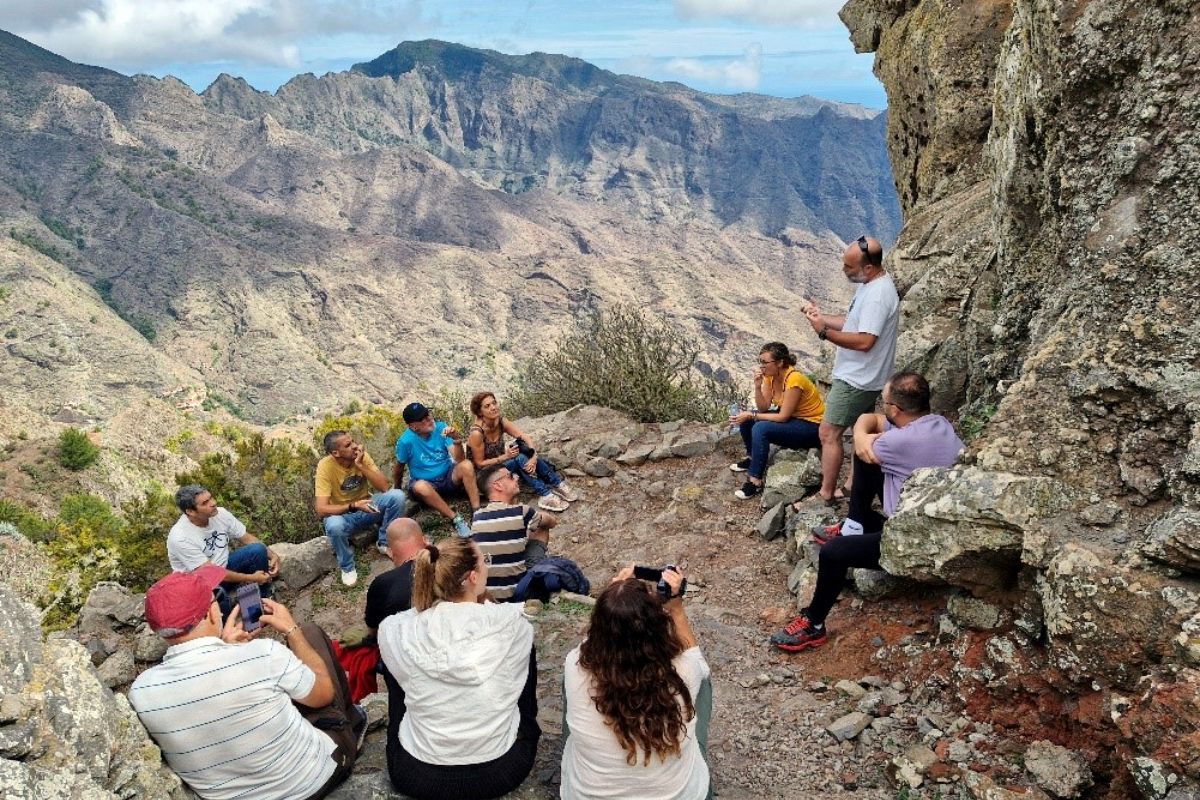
[364,518,428,633]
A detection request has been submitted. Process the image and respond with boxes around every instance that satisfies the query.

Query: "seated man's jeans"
[324,489,407,572]
[215,542,271,618]
[503,453,562,496]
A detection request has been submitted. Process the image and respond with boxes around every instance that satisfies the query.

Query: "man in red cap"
[128,566,365,800]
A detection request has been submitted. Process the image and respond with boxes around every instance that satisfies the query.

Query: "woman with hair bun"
[560,565,711,800]
[728,341,824,500]
[378,537,539,799]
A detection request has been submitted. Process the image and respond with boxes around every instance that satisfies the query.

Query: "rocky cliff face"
[842,0,1199,519]
[0,32,898,427]
[839,0,1200,794]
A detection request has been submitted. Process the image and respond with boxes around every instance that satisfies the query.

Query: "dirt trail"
[302,439,944,799]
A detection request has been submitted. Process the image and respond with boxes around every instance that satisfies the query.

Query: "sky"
[0,0,886,108]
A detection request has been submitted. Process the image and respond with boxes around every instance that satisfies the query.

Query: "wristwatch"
[817,325,829,341]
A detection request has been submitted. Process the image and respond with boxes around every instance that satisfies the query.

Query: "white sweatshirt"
[378,601,534,764]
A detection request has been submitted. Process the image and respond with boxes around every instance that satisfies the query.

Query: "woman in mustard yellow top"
[729,342,824,500]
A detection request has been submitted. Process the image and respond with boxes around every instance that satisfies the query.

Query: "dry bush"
[506,304,743,423]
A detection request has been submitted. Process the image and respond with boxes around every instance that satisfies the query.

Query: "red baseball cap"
[144,564,225,637]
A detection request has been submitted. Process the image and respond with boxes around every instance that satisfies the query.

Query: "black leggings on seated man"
[809,456,886,626]
[385,647,541,800]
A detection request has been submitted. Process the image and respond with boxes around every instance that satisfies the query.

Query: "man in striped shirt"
[471,464,558,601]
[128,566,365,800]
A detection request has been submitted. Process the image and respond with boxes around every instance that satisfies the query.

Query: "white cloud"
[3,0,425,69]
[663,43,761,90]
[673,0,842,27]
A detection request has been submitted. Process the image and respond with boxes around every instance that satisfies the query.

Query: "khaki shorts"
[823,379,881,427]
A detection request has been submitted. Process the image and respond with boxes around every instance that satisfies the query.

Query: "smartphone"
[235,584,263,632]
[633,565,663,582]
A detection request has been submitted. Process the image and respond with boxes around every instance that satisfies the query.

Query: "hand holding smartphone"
[235,584,264,632]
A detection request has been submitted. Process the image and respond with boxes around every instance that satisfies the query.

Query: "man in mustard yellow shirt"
[315,431,407,586]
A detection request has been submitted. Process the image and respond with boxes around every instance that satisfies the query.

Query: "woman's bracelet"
[283,623,299,639]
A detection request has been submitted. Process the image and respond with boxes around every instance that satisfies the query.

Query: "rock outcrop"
[837,0,1200,793]
[0,586,186,799]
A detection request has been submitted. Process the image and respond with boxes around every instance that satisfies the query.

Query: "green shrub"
[506,304,744,423]
[0,499,53,541]
[119,487,178,589]
[177,433,320,545]
[43,517,122,630]
[960,401,998,443]
[425,386,474,436]
[57,428,100,470]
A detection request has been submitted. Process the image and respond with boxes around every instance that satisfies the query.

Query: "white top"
[127,637,335,800]
[560,645,710,800]
[831,273,900,391]
[167,508,247,571]
[378,600,534,765]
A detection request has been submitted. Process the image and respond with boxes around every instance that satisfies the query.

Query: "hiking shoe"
[350,704,369,752]
[552,482,579,502]
[376,542,390,557]
[453,515,472,538]
[538,493,569,512]
[734,480,761,500]
[771,615,828,652]
[729,457,751,473]
[340,568,358,587]
[811,522,843,545]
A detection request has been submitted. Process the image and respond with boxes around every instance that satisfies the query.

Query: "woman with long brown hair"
[377,537,539,799]
[466,390,578,512]
[560,566,711,800]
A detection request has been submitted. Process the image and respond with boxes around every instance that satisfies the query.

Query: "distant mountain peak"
[353,39,615,93]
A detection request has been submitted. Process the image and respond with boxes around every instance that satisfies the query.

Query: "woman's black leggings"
[385,648,541,800]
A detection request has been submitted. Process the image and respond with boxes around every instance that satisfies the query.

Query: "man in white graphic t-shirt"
[801,235,900,506]
[167,484,280,614]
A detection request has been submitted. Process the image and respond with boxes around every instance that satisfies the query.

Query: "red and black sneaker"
[770,615,828,652]
[810,522,842,545]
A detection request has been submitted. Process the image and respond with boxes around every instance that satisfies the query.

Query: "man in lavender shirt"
[770,372,963,652]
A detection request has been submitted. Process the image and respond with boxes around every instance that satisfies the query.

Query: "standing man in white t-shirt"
[167,484,280,614]
[802,235,900,505]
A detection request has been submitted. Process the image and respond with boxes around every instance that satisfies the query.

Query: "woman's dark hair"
[760,342,797,367]
[411,538,478,611]
[578,579,694,766]
[469,391,497,418]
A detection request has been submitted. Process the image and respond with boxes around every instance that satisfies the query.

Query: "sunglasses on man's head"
[856,235,881,266]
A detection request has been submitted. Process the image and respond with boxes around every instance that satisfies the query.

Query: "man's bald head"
[842,235,884,270]
[385,518,427,565]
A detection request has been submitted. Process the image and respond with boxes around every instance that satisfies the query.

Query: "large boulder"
[76,581,144,634]
[1142,509,1200,574]
[0,586,187,798]
[273,536,338,591]
[881,467,1073,592]
[1038,544,1177,688]
[761,451,822,509]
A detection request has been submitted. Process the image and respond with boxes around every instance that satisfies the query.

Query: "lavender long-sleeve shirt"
[871,415,964,516]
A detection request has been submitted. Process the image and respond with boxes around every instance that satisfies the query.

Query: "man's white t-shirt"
[167,508,247,571]
[560,645,710,800]
[831,273,900,392]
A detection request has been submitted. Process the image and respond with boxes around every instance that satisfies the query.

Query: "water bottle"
[728,403,740,434]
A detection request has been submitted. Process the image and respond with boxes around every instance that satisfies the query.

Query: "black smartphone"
[235,584,263,632]
[633,565,663,582]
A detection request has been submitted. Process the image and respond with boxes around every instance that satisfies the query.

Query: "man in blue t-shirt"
[393,402,479,538]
